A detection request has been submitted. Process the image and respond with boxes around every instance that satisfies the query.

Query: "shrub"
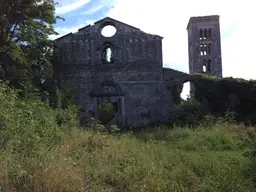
[0,84,79,151]
[173,98,210,127]
[0,81,79,191]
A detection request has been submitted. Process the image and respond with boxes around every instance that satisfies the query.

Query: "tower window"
[204,29,207,39]
[203,62,206,72]
[204,44,207,55]
[200,44,204,56]
[203,65,206,72]
[202,59,212,73]
[199,28,212,40]
[202,59,207,72]
[199,29,203,39]
[200,44,208,56]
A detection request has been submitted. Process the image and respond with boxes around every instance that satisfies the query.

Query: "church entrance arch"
[91,81,125,127]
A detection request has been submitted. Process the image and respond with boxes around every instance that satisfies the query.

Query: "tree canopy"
[0,0,62,99]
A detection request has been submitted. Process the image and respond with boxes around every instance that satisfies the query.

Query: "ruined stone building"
[54,16,222,128]
[187,15,222,77]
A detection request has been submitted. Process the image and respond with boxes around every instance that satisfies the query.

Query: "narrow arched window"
[102,45,114,64]
[202,59,207,72]
[204,44,207,55]
[200,44,204,56]
[204,29,207,39]
[199,29,203,39]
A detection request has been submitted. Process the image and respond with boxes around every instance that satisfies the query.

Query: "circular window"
[101,25,117,37]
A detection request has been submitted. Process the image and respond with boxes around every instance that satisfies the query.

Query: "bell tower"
[187,15,222,77]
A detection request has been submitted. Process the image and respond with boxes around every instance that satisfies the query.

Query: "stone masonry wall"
[54,17,189,128]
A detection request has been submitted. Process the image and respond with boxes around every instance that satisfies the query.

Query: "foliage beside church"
[191,73,256,124]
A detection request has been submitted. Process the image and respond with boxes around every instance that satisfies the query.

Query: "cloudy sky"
[52,0,255,98]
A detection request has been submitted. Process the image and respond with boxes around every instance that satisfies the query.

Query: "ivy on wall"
[191,73,256,123]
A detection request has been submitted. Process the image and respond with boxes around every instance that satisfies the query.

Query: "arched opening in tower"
[199,29,203,39]
[204,29,207,39]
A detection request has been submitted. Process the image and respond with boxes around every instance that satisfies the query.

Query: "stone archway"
[91,81,125,127]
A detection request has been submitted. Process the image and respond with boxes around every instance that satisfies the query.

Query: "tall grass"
[0,81,78,191]
[1,125,256,191]
[0,82,255,191]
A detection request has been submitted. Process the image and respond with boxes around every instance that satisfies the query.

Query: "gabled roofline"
[55,32,72,41]
[54,16,164,41]
[95,17,163,39]
[78,24,91,32]
[94,17,141,31]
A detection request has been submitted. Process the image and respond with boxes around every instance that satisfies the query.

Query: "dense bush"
[173,98,210,127]
[0,81,79,191]
[192,74,256,124]
[0,81,79,149]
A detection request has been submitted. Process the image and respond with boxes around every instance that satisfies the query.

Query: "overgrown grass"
[0,82,256,191]
[1,124,256,191]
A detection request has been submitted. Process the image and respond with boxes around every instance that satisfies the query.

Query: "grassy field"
[1,123,256,192]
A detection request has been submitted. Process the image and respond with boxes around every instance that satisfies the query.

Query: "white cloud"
[80,4,104,15]
[55,0,91,14]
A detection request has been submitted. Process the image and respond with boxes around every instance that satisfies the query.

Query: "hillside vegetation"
[0,82,256,192]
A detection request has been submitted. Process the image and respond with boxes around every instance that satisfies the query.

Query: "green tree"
[0,0,62,99]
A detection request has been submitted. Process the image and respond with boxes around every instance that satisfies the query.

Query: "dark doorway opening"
[98,102,118,125]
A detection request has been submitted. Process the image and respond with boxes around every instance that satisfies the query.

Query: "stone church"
[54,15,222,128]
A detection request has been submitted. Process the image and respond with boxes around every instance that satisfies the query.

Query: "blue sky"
[53,0,255,98]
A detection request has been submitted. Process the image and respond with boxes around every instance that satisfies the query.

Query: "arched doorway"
[91,81,125,127]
